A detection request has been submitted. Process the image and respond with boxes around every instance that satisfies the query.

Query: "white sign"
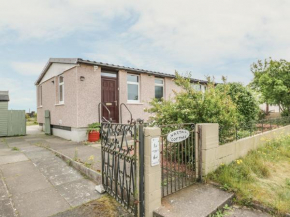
[167,129,190,143]
[151,137,160,166]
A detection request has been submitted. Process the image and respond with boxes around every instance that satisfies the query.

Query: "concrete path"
[154,184,272,217]
[26,126,102,173]
[227,206,271,217]
[0,131,101,217]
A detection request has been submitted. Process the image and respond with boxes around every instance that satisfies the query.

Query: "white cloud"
[0,78,35,111]
[0,0,134,40]
[11,61,45,76]
[2,0,290,84]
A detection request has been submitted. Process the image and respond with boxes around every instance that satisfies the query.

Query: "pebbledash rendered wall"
[37,63,183,142]
[196,123,290,176]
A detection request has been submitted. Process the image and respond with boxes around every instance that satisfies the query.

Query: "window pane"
[59,76,64,83]
[155,86,163,99]
[60,85,63,101]
[128,84,139,101]
[101,72,117,78]
[191,84,201,91]
[155,79,163,85]
[127,75,138,83]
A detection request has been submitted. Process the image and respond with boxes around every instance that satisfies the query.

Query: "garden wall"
[196,123,290,176]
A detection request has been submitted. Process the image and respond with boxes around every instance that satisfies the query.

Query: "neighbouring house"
[259,103,281,119]
[35,58,208,142]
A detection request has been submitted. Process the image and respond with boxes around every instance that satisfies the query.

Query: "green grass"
[11,147,19,151]
[208,135,290,215]
[26,116,38,126]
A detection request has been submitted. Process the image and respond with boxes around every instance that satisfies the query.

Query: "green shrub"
[145,72,239,141]
[87,122,101,133]
[216,82,259,123]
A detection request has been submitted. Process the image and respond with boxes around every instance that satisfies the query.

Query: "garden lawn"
[26,116,38,126]
[208,135,290,215]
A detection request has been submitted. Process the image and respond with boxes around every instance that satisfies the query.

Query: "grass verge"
[26,117,38,126]
[208,135,290,215]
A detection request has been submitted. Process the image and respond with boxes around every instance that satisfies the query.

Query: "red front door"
[101,77,119,123]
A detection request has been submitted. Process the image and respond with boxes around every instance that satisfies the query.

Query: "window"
[101,71,117,78]
[155,78,164,100]
[59,76,64,104]
[192,83,201,91]
[39,85,42,106]
[191,83,207,93]
[127,74,139,103]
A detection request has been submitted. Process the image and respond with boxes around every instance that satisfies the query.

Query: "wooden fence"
[0,110,26,137]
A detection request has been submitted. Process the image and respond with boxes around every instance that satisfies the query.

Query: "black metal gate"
[101,122,140,215]
[159,123,197,197]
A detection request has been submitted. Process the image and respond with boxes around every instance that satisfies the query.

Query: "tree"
[145,72,239,140]
[251,59,290,116]
[216,82,259,123]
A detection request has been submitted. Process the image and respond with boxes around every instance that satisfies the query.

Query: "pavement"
[154,183,272,217]
[0,126,273,217]
[226,206,272,217]
[0,125,127,217]
[25,125,102,173]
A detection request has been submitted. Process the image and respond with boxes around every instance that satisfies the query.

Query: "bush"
[216,82,259,123]
[145,72,239,140]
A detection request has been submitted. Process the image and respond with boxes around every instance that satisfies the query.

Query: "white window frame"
[154,78,164,99]
[127,74,140,103]
[59,76,64,104]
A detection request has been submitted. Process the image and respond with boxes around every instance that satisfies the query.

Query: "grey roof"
[35,58,208,85]
[0,91,9,102]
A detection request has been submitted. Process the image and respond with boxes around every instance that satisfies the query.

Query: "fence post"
[143,127,162,217]
[139,124,144,217]
[196,124,219,176]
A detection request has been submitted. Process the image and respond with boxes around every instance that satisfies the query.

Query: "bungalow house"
[35,58,207,142]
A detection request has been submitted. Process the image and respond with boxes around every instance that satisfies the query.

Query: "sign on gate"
[151,137,160,166]
[167,129,190,143]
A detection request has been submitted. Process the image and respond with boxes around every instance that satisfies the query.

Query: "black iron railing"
[219,116,290,144]
[101,122,139,215]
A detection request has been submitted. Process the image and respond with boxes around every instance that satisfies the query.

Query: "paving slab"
[0,149,15,156]
[32,155,65,169]
[55,178,101,207]
[24,149,54,159]
[0,197,16,217]
[8,142,34,149]
[40,161,84,186]
[5,137,25,144]
[20,146,46,152]
[0,161,40,178]
[154,184,234,217]
[51,196,132,217]
[0,153,28,165]
[12,187,70,217]
[227,207,272,217]
[0,173,16,217]
[4,172,51,195]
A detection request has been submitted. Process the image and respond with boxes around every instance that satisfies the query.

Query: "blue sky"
[1,0,290,112]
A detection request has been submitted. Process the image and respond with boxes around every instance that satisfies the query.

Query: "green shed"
[0,91,9,136]
[0,91,26,137]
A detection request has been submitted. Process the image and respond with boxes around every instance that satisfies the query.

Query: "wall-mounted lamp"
[51,80,54,84]
[80,76,85,81]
